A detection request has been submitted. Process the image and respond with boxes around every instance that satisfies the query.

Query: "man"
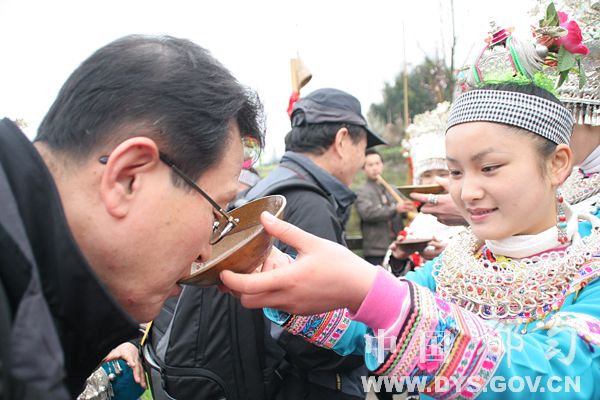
[242,88,385,400]
[0,34,263,399]
[355,148,412,266]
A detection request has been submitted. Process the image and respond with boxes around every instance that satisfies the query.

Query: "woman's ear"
[99,137,161,218]
[549,144,573,187]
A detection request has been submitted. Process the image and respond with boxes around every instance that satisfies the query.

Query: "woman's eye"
[482,165,500,173]
[449,170,462,178]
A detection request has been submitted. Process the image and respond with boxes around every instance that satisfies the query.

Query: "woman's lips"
[467,207,497,222]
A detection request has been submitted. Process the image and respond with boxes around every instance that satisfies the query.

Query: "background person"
[245,87,387,400]
[386,102,465,274]
[355,148,413,266]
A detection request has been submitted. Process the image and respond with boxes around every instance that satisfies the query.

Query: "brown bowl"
[179,195,286,287]
[395,238,432,254]
[396,184,445,198]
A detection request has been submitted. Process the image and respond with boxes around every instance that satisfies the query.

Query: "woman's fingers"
[260,212,320,254]
[221,267,284,297]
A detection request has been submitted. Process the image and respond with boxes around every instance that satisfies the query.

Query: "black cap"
[291,88,387,148]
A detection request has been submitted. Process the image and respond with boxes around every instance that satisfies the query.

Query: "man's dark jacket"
[355,179,404,257]
[245,151,368,399]
[0,119,139,399]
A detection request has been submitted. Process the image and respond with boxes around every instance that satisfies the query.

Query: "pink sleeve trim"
[349,267,409,332]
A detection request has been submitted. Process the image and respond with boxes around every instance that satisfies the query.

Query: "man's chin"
[168,283,183,297]
[125,285,184,322]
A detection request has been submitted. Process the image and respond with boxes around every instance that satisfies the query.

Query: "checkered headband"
[447,90,574,145]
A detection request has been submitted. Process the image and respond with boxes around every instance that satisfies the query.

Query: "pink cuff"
[349,267,409,332]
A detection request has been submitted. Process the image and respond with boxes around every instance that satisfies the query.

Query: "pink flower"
[557,11,589,55]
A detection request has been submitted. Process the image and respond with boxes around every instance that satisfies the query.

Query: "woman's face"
[419,169,449,185]
[445,122,557,240]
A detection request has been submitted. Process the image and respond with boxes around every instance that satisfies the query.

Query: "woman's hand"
[409,177,466,226]
[220,211,378,315]
[389,240,408,259]
[260,245,293,272]
[422,238,446,260]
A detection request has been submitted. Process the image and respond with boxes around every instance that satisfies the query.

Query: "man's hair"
[365,148,383,163]
[284,123,366,155]
[36,34,264,181]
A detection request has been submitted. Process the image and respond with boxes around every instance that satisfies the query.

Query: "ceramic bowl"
[395,238,432,254]
[396,184,445,198]
[178,195,286,287]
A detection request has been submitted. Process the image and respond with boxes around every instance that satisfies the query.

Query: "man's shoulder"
[246,163,326,200]
[281,186,331,206]
[356,180,377,195]
[281,188,343,244]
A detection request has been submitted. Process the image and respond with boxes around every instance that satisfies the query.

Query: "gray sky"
[0,0,537,161]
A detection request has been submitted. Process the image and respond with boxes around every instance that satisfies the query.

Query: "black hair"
[365,148,383,163]
[284,123,366,155]
[479,82,562,175]
[36,35,264,182]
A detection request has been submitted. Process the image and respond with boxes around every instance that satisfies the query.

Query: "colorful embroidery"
[282,308,352,349]
[542,311,600,347]
[368,281,505,399]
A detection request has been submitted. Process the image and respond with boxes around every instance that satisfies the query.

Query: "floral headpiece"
[550,0,600,125]
[534,3,589,86]
[456,2,589,96]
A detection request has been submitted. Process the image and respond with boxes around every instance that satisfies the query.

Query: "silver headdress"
[554,1,600,125]
[404,102,450,185]
[455,23,548,95]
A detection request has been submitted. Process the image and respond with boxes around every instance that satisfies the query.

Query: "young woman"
[386,102,465,274]
[221,82,600,398]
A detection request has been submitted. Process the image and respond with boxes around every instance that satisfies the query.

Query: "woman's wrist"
[349,267,409,331]
[347,262,378,314]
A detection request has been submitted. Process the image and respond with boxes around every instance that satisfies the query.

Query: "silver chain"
[433,213,600,322]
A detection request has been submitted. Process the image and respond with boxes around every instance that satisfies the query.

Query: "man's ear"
[333,127,350,158]
[99,137,161,218]
[549,144,573,187]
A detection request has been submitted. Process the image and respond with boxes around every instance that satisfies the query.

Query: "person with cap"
[355,148,413,268]
[242,87,386,400]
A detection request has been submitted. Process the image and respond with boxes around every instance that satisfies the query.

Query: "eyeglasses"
[242,136,261,166]
[98,152,240,245]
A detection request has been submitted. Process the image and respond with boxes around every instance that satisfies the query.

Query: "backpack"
[143,287,283,400]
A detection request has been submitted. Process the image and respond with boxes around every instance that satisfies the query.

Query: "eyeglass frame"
[98,152,239,245]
